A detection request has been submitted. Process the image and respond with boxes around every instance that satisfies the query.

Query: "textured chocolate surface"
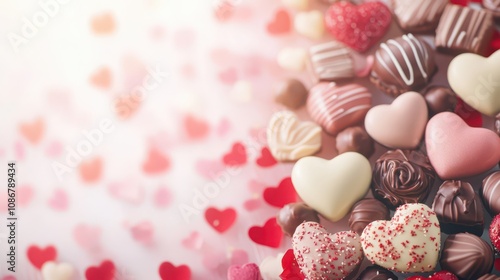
[440,233,494,280]
[308,41,354,82]
[424,86,457,116]
[432,180,484,236]
[356,265,398,280]
[276,202,320,237]
[481,171,500,216]
[372,149,435,209]
[489,214,500,252]
[370,34,436,97]
[274,79,308,109]
[393,0,448,33]
[348,198,390,235]
[336,126,375,158]
[435,4,494,55]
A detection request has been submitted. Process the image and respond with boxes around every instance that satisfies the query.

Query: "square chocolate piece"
[308,41,354,82]
[435,4,494,55]
[393,0,448,33]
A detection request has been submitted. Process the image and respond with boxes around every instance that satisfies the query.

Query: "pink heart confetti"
[243,199,261,212]
[73,224,101,252]
[130,221,154,245]
[18,185,34,207]
[108,181,145,205]
[48,188,68,211]
[195,159,226,179]
[182,231,203,250]
[154,186,173,208]
[45,140,63,157]
[230,249,249,266]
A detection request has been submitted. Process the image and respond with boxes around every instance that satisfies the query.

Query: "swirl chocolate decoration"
[393,0,448,33]
[356,265,398,280]
[277,203,320,237]
[336,126,375,158]
[432,180,484,236]
[372,149,435,209]
[479,274,500,280]
[348,198,390,235]
[370,34,436,97]
[440,233,494,280]
[481,171,500,216]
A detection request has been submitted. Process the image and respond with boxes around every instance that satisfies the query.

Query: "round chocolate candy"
[489,214,500,252]
[276,202,320,237]
[481,171,500,216]
[356,265,398,280]
[372,149,435,209]
[274,79,308,109]
[336,126,375,158]
[424,86,457,116]
[432,180,484,236]
[348,198,390,235]
[440,233,494,280]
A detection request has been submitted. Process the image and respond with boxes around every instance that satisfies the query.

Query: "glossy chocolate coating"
[479,274,500,280]
[356,265,398,280]
[440,233,494,280]
[348,198,390,235]
[277,202,320,237]
[481,171,500,216]
[432,180,484,236]
[483,0,500,18]
[274,79,308,109]
[372,149,435,209]
[393,0,448,33]
[424,86,457,116]
[336,126,375,158]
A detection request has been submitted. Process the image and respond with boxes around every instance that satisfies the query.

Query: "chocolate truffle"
[440,233,494,280]
[308,41,355,82]
[489,214,500,252]
[348,198,390,235]
[276,202,320,237]
[356,266,398,280]
[393,0,448,33]
[479,274,500,280]
[372,149,435,209]
[481,171,500,216]
[435,4,494,55]
[336,126,375,158]
[370,34,436,97]
[424,86,457,116]
[483,0,500,18]
[274,79,308,109]
[432,180,484,236]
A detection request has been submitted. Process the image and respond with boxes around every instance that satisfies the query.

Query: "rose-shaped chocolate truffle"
[277,202,320,236]
[348,198,390,235]
[372,149,435,209]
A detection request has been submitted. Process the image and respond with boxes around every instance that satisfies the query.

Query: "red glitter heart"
[248,217,283,248]
[454,97,483,127]
[325,2,392,52]
[263,177,297,208]
[26,245,57,270]
[205,207,237,233]
[256,147,277,167]
[159,262,191,280]
[279,249,304,280]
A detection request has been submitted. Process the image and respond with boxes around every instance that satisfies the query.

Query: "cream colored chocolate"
[267,111,321,162]
[365,91,428,149]
[448,50,500,117]
[361,203,441,273]
[294,10,324,40]
[277,47,308,71]
[291,152,371,222]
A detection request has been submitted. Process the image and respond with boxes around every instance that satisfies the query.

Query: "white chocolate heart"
[41,261,75,280]
[448,49,500,117]
[365,91,428,149]
[259,252,284,280]
[282,0,309,10]
[291,152,372,222]
[294,11,324,40]
[277,47,308,71]
[267,111,322,161]
[361,203,441,273]
[293,222,363,279]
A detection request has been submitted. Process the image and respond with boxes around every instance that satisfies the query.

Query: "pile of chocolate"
[263,0,500,279]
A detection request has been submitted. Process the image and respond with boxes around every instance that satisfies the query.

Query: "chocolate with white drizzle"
[393,0,448,33]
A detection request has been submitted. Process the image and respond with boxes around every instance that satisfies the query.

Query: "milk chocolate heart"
[267,111,321,161]
[425,112,500,179]
[291,152,371,222]
[361,203,441,273]
[448,50,500,117]
[293,222,363,279]
[365,91,428,149]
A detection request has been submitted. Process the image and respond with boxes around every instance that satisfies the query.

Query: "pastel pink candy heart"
[426,112,500,179]
[227,263,262,280]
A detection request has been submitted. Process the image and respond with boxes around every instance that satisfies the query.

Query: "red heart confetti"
[256,147,277,167]
[280,249,304,280]
[449,0,469,6]
[325,2,392,52]
[222,142,247,166]
[405,270,459,280]
[159,262,191,280]
[213,0,234,22]
[454,97,483,127]
[85,260,115,280]
[26,245,57,270]
[184,114,210,140]
[79,157,103,184]
[266,9,291,35]
[263,177,297,208]
[142,148,170,174]
[205,207,237,233]
[248,217,283,248]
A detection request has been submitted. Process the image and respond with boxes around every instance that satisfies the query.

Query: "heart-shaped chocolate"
[41,261,75,280]
[365,91,428,149]
[291,152,371,222]
[267,111,321,161]
[425,112,500,179]
[293,222,363,279]
[325,2,392,52]
[448,50,500,117]
[361,203,441,273]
